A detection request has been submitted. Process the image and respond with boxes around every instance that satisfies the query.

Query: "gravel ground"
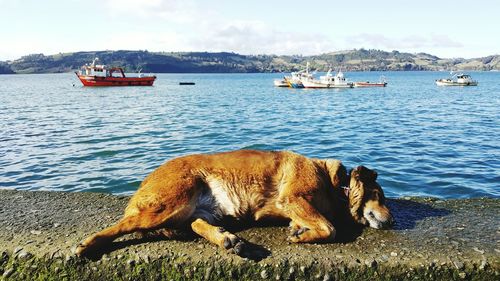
[0,190,498,280]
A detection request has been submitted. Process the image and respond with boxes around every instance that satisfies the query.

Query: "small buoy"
[179,82,195,85]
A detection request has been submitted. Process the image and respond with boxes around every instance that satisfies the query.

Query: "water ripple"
[0,72,499,198]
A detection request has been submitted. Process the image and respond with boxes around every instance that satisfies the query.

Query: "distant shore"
[0,189,498,280]
[1,49,499,75]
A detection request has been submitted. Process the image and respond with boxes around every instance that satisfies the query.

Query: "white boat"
[301,69,353,88]
[436,72,478,86]
[285,62,314,88]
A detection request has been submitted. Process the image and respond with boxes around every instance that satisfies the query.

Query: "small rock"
[323,273,331,281]
[453,260,465,270]
[53,223,61,228]
[473,247,485,254]
[261,269,269,279]
[13,247,23,255]
[289,267,295,275]
[2,268,14,278]
[380,255,389,262]
[390,252,398,257]
[479,260,488,270]
[458,272,466,279]
[300,265,306,273]
[17,251,33,261]
[30,230,42,235]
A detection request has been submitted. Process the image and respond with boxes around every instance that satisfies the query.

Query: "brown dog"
[75,150,393,256]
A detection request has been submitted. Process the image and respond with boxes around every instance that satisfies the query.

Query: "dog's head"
[348,166,394,229]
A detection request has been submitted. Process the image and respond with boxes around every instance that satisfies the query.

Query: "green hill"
[2,49,499,74]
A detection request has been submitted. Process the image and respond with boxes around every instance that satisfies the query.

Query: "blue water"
[0,72,498,198]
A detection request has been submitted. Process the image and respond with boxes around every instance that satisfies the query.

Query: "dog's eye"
[368,211,375,218]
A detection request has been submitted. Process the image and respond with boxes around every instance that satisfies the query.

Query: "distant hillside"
[2,49,499,74]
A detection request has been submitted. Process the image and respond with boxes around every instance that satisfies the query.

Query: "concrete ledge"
[0,190,498,280]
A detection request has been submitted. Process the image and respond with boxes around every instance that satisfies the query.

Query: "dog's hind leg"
[76,194,197,257]
[190,218,245,255]
[280,197,336,243]
[75,208,182,256]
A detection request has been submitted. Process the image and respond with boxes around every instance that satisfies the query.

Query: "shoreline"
[0,189,498,280]
[1,70,498,75]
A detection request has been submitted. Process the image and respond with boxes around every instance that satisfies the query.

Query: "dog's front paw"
[74,235,105,257]
[223,235,246,256]
[288,227,309,243]
[74,242,89,257]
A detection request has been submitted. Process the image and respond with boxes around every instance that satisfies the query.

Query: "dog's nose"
[379,213,395,229]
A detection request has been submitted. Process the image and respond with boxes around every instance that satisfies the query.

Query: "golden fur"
[76,150,393,256]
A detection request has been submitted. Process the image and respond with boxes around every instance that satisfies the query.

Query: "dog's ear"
[356,166,377,182]
[325,159,348,188]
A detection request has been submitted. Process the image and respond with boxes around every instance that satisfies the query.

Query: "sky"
[0,0,498,60]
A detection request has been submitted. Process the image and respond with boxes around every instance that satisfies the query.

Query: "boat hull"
[302,80,353,88]
[354,82,387,87]
[287,80,304,88]
[435,80,478,86]
[76,74,156,86]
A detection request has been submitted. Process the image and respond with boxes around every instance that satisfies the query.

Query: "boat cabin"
[79,58,126,78]
[456,74,472,82]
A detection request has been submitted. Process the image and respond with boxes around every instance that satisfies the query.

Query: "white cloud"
[189,20,336,55]
[97,31,190,52]
[344,33,463,51]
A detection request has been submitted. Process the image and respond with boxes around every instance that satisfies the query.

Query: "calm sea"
[0,72,498,198]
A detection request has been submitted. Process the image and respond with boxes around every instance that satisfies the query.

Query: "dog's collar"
[341,186,350,197]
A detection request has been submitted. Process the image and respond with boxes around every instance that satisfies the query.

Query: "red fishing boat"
[75,58,156,86]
